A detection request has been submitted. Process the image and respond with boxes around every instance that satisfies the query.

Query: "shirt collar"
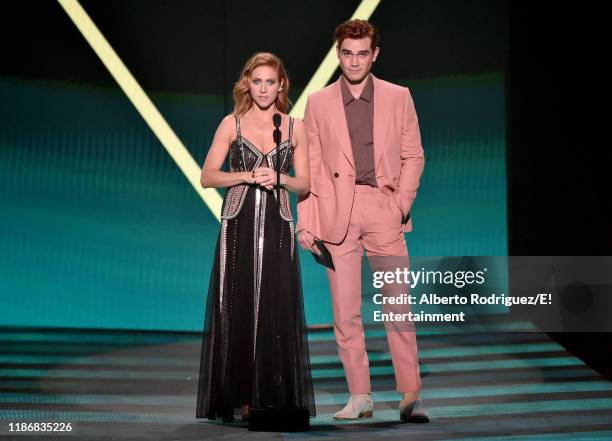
[341,74,374,105]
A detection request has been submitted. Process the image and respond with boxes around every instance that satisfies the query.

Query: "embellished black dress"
[196,116,315,420]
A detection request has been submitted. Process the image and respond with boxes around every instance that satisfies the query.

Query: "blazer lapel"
[329,78,355,169]
[372,75,390,173]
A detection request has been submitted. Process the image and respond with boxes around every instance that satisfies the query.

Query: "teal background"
[0,72,506,330]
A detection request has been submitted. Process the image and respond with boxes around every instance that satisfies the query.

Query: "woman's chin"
[253,100,275,111]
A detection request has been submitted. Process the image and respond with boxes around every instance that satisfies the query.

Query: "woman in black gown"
[196,53,315,422]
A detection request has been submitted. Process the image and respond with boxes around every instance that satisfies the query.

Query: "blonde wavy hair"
[233,52,291,116]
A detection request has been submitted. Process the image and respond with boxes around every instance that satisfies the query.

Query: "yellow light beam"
[58,0,381,223]
[290,0,381,119]
[57,0,223,221]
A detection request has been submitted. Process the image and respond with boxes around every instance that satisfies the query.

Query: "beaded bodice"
[220,116,295,222]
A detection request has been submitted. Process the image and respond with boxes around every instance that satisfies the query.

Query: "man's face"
[337,37,379,84]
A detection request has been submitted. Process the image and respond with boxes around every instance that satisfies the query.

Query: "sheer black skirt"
[196,185,315,419]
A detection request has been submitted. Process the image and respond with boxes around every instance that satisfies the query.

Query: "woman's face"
[249,65,282,110]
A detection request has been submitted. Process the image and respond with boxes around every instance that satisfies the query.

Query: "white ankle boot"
[333,393,374,419]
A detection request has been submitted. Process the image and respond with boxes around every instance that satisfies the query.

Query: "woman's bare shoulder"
[216,114,238,135]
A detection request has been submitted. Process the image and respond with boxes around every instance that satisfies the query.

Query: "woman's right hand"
[242,171,256,185]
[243,170,274,190]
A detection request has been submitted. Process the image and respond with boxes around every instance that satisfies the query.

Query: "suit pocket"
[390,193,402,215]
[311,179,333,199]
[389,194,405,225]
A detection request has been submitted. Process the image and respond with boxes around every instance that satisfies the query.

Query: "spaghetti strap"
[234,115,247,171]
[234,115,241,138]
[277,116,293,172]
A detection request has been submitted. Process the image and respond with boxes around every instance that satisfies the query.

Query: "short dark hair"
[334,19,379,51]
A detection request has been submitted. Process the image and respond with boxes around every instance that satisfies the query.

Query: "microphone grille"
[273,113,282,127]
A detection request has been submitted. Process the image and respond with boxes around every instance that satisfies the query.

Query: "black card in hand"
[312,240,335,270]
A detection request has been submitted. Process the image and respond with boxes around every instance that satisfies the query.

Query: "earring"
[278,88,283,92]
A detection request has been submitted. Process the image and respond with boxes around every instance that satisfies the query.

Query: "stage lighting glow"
[56,0,223,221]
[57,0,379,222]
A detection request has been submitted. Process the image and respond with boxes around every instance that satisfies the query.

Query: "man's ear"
[372,46,380,62]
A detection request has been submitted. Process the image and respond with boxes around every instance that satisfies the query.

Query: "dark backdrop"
[508,2,611,379]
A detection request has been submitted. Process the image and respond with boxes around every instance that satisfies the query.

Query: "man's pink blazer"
[297,75,425,244]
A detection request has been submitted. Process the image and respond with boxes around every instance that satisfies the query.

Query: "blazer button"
[334,172,339,178]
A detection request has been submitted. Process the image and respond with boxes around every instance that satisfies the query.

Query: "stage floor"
[1,323,611,440]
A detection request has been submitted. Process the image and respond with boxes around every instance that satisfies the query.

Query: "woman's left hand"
[253,166,283,191]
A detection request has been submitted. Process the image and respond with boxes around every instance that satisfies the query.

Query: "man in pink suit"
[297,19,428,422]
